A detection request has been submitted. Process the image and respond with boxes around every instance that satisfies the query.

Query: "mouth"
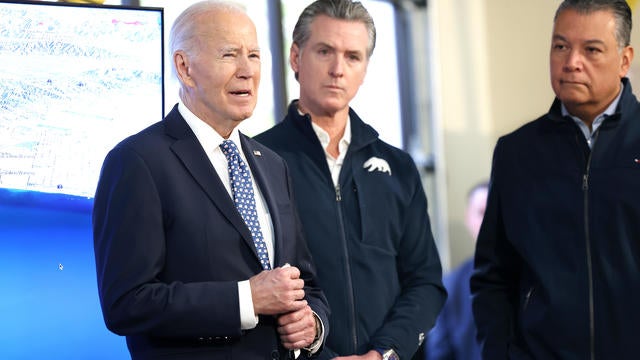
[229,89,252,97]
[559,80,585,86]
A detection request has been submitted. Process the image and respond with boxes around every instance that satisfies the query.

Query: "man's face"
[181,10,260,130]
[291,15,369,116]
[550,8,632,120]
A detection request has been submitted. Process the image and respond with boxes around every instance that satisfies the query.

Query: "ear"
[174,50,193,85]
[289,43,301,74]
[620,45,634,77]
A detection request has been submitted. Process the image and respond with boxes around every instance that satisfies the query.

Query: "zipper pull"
[582,174,588,191]
[335,184,342,201]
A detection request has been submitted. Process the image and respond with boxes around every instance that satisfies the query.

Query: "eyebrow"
[218,45,261,53]
[552,34,606,46]
[313,41,365,56]
[313,41,334,50]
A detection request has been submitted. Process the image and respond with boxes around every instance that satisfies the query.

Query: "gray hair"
[554,0,632,49]
[292,0,376,58]
[169,1,247,75]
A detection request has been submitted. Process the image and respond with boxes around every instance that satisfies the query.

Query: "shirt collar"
[178,100,242,154]
[308,116,352,158]
[561,82,623,134]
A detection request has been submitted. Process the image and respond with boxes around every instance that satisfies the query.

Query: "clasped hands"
[250,265,318,350]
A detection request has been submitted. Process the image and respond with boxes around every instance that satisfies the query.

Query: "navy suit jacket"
[93,105,329,360]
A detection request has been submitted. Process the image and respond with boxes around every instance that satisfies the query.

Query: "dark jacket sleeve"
[369,162,447,359]
[470,137,521,360]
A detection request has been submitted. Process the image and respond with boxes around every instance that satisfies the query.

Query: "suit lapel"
[163,108,256,254]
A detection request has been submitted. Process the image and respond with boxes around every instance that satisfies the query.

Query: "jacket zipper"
[334,184,358,351]
[583,173,595,360]
[582,130,598,360]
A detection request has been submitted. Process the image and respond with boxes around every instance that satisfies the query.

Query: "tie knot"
[220,139,240,160]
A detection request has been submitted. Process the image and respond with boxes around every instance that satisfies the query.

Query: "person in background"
[255,1,446,359]
[92,1,329,359]
[471,0,640,359]
[426,181,488,360]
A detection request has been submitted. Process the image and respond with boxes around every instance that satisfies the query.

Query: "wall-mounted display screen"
[0,0,163,198]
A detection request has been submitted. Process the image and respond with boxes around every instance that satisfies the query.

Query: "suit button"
[271,350,279,359]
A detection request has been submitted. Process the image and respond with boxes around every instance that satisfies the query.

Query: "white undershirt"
[309,116,352,186]
[179,101,273,329]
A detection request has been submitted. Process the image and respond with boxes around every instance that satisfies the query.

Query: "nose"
[329,55,344,78]
[236,55,257,79]
[563,49,582,72]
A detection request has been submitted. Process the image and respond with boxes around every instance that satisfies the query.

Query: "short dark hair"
[554,0,632,49]
[292,0,376,58]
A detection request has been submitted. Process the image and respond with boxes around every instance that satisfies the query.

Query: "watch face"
[383,349,399,360]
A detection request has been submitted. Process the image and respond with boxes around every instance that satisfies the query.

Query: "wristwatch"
[377,348,399,360]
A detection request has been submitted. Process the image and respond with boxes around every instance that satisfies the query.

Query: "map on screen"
[0,1,164,198]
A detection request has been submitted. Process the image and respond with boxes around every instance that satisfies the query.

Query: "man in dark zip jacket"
[471,1,640,359]
[255,1,446,359]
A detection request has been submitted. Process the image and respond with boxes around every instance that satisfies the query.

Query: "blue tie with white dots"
[220,139,271,270]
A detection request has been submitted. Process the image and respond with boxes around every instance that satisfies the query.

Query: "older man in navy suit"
[92,2,328,359]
